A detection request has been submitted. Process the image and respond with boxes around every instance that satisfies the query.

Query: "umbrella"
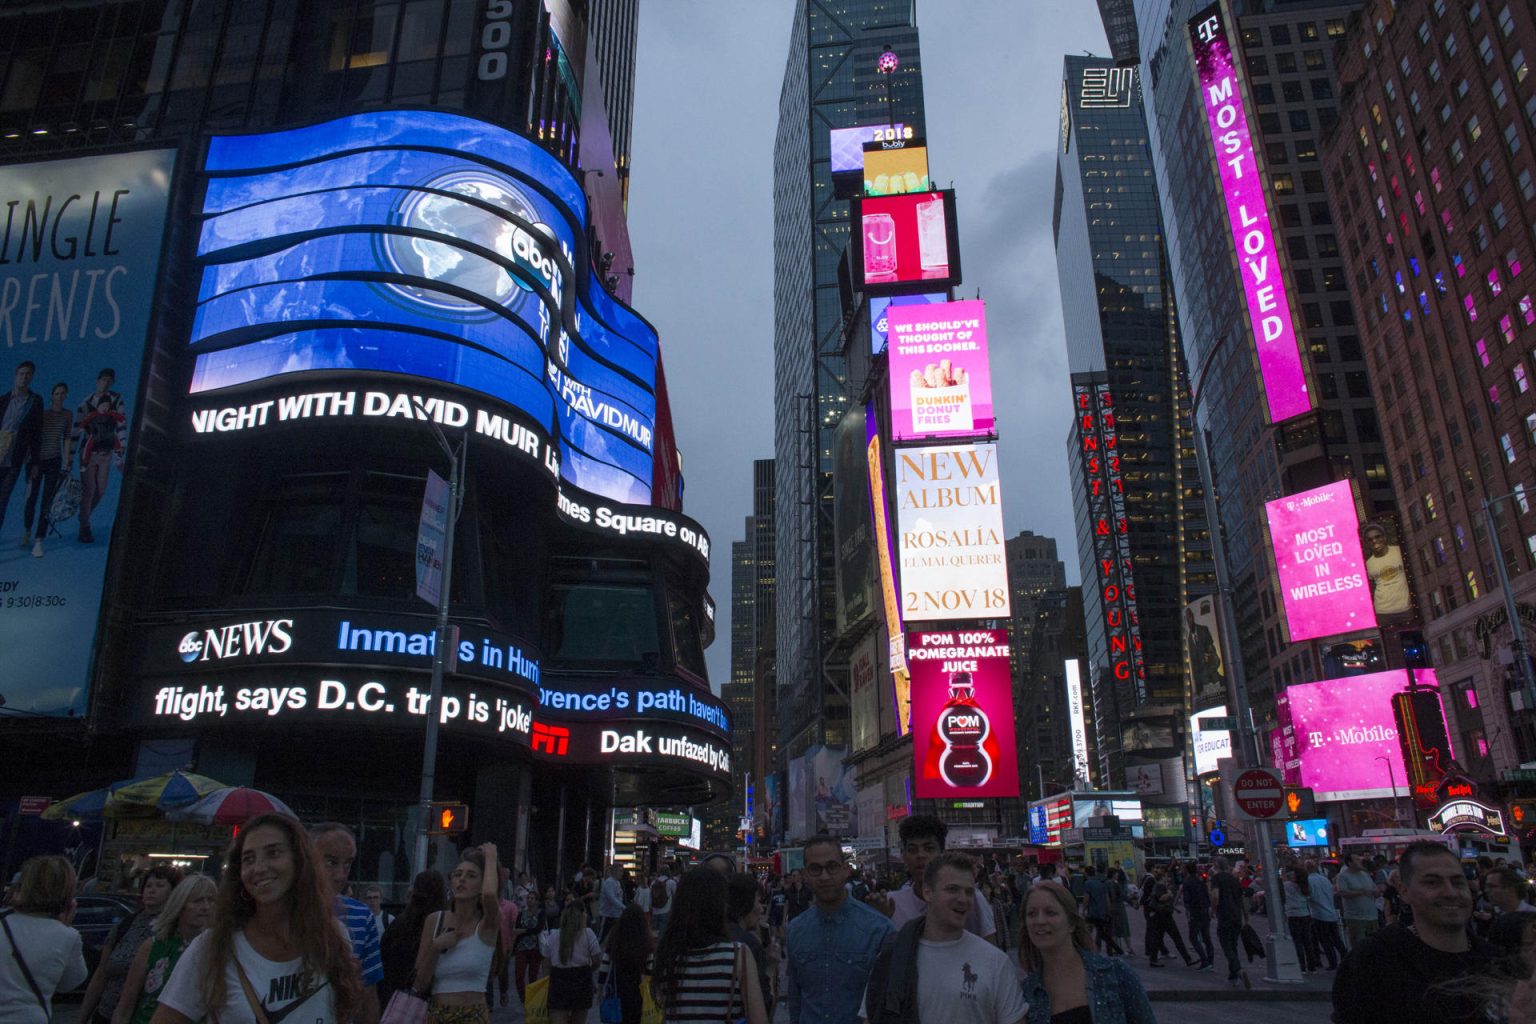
[169,787,295,826]
[40,776,158,821]
[109,771,227,815]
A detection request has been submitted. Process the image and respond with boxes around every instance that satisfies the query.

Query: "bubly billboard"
[190,110,658,505]
[1189,6,1313,423]
[863,140,930,196]
[908,629,1019,799]
[1280,669,1446,802]
[852,191,962,292]
[1265,481,1376,641]
[0,149,175,716]
[887,299,995,440]
[894,443,1010,622]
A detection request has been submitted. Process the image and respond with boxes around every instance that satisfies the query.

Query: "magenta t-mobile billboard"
[1265,480,1377,641]
[1189,5,1313,423]
[887,299,995,440]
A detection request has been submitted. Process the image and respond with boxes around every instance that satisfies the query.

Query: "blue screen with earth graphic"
[192,110,658,504]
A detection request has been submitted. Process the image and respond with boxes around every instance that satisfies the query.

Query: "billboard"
[894,443,1010,622]
[1286,818,1331,847]
[870,292,947,354]
[851,191,962,292]
[1190,704,1233,776]
[1184,596,1226,707]
[1280,668,1448,801]
[830,123,911,174]
[908,628,1019,799]
[1362,515,1417,623]
[1073,795,1144,832]
[1064,659,1092,784]
[1265,481,1377,642]
[850,631,882,753]
[863,139,930,196]
[191,110,658,505]
[789,745,858,839]
[1188,5,1314,423]
[0,149,176,716]
[833,405,876,631]
[865,405,911,731]
[1029,794,1074,845]
[887,300,995,441]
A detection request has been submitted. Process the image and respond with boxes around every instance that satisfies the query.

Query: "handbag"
[725,941,745,1024]
[0,911,51,1022]
[599,954,623,1024]
[48,477,80,523]
[381,910,446,1024]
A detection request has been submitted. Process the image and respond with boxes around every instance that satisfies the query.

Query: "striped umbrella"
[169,787,296,826]
[109,771,227,814]
[40,775,158,821]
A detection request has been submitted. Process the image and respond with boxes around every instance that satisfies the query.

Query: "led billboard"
[1280,669,1449,802]
[850,631,881,753]
[1190,705,1233,776]
[1188,5,1314,423]
[870,292,947,354]
[1265,480,1376,642]
[852,191,962,292]
[1185,596,1226,707]
[833,405,876,631]
[1065,659,1092,784]
[830,123,911,174]
[908,628,1019,799]
[1286,819,1330,848]
[894,442,1010,622]
[863,139,930,196]
[866,405,911,731]
[887,299,995,440]
[191,110,658,505]
[1030,794,1074,845]
[1362,515,1417,623]
[0,149,176,716]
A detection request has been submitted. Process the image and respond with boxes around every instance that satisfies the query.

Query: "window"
[1521,169,1535,201]
[1492,269,1505,297]
[1516,364,1531,393]
[1476,338,1491,366]
[1441,102,1455,125]
[1510,249,1525,276]
[1290,110,1312,132]
[1273,173,1295,194]
[1283,81,1304,103]
[1494,201,1510,231]
[1255,82,1276,104]
[1445,33,1458,57]
[1502,313,1516,342]
[1451,138,1465,164]
[1271,24,1291,45]
[545,563,662,667]
[1467,114,1483,142]
[1480,35,1496,65]
[1500,5,1516,36]
[1301,22,1320,41]
[1467,295,1480,321]
[1507,122,1523,153]
[1327,18,1347,38]
[1419,20,1433,44]
[1277,52,1297,73]
[1304,49,1325,70]
[1481,158,1497,185]
[1515,49,1530,83]
[1502,433,1518,462]
[1429,59,1443,83]
[1522,293,1536,323]
[1463,180,1480,208]
[1493,78,1509,109]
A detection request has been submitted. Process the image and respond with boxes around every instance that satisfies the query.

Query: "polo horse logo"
[962,961,978,994]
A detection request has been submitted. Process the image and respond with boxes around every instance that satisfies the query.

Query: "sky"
[627,1,1112,688]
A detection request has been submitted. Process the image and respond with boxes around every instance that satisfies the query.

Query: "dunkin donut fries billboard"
[887,299,995,441]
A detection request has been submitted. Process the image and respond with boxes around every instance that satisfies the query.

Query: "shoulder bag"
[725,941,745,1024]
[380,911,446,1024]
[0,911,51,1022]
[233,957,274,1024]
[598,950,623,1023]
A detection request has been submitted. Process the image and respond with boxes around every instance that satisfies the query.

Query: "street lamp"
[1481,490,1536,711]
[1375,755,1403,826]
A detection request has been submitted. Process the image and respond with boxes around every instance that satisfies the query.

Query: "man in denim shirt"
[787,835,893,1024]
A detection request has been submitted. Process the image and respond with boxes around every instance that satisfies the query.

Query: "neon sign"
[1073,381,1146,700]
[1428,800,1506,836]
[1188,5,1313,423]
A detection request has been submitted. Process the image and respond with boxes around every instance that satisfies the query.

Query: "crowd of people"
[12,817,1536,1023]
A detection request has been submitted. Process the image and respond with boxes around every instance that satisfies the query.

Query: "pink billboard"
[1189,5,1314,423]
[1265,481,1377,641]
[852,191,962,290]
[1280,669,1447,802]
[908,628,1019,799]
[887,299,995,440]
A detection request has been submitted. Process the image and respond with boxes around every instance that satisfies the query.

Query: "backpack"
[650,878,669,910]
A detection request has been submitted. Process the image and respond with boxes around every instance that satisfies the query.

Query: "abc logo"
[178,632,204,663]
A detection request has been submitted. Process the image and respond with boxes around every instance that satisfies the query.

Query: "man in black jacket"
[0,361,41,541]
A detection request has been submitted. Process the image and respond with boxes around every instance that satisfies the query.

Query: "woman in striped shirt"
[649,869,767,1024]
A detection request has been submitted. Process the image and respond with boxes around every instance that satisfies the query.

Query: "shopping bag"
[49,477,80,523]
[522,975,550,1023]
[378,989,429,1024]
[640,975,663,1024]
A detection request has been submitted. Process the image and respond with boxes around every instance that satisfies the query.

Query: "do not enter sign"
[1231,767,1284,820]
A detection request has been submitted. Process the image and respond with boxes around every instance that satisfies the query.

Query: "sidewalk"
[1107,907,1333,1002]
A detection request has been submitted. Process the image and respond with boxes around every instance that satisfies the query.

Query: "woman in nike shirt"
[151,813,362,1024]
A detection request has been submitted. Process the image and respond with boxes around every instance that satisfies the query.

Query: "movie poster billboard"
[0,150,175,716]
[850,631,881,753]
[887,300,995,441]
[894,443,1010,622]
[1265,480,1377,642]
[1184,595,1226,707]
[908,628,1020,799]
[833,406,875,632]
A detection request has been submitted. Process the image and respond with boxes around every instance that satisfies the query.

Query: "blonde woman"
[113,875,217,1024]
[0,855,87,1024]
[414,844,501,1024]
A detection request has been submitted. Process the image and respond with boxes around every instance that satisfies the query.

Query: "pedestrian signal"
[428,802,469,834]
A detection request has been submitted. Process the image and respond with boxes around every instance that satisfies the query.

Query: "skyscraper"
[1054,54,1215,787]
[1004,532,1070,806]
[773,1,925,761]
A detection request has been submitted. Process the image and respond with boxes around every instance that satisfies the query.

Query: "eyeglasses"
[804,861,844,877]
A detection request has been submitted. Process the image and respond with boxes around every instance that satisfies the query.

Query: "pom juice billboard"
[0,149,175,716]
[1265,480,1376,641]
[908,628,1019,798]
[887,299,995,440]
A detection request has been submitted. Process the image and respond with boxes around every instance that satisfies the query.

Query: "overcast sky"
[628,1,1111,687]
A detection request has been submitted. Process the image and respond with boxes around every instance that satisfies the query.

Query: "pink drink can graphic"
[916,195,948,273]
[864,211,897,278]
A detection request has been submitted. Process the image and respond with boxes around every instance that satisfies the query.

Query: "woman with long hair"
[78,864,185,1024]
[650,868,767,1024]
[605,903,654,1024]
[412,844,500,1024]
[1282,864,1317,973]
[379,870,445,1006]
[0,855,87,1024]
[1017,882,1157,1024]
[540,902,603,1024]
[111,875,216,1024]
[150,813,362,1024]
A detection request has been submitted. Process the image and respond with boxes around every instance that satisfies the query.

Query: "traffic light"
[1283,787,1316,819]
[427,802,470,835]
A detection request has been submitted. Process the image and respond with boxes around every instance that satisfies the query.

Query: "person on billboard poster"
[0,361,43,541]
[1362,522,1413,619]
[1184,603,1224,702]
[72,369,126,544]
[20,383,72,557]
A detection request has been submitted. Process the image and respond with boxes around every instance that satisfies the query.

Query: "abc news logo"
[179,619,295,663]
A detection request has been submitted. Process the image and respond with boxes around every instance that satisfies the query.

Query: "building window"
[1507,122,1523,153]
[1522,294,1536,323]
[1451,139,1465,165]
[1492,270,1506,296]
[1290,110,1312,132]
[1445,33,1458,57]
[1477,338,1491,366]
[1494,202,1511,231]
[1466,295,1480,321]
[1515,364,1530,393]
[1480,35,1496,65]
[1499,5,1516,35]
[1467,114,1483,142]
[1491,384,1503,409]
[1508,249,1524,275]
[1502,433,1518,462]
[1463,180,1481,208]
[1502,313,1517,342]
[1466,570,1481,600]
[1493,78,1509,109]
[1419,20,1433,44]
[1429,59,1443,83]
[1515,49,1530,82]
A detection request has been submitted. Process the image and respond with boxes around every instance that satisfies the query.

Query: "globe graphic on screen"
[382,169,553,319]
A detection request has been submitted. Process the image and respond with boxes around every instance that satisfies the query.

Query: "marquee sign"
[1428,799,1506,836]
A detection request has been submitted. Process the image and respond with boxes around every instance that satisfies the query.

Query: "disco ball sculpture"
[878,48,900,74]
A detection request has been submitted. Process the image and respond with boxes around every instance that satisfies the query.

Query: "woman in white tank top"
[414,844,501,1024]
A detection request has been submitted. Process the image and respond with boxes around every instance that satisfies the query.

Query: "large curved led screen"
[191,111,658,504]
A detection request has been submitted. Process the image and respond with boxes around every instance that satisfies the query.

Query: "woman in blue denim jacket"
[1017,883,1157,1024]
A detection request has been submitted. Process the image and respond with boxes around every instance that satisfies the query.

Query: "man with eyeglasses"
[786,835,892,1024]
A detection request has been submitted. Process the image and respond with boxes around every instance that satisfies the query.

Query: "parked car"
[71,893,138,984]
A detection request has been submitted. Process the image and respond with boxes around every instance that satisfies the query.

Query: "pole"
[1038,764,1046,801]
[1376,755,1400,825]
[1192,426,1298,983]
[1484,496,1536,709]
[555,783,568,892]
[413,426,467,874]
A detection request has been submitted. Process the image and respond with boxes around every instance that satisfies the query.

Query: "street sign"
[426,802,469,834]
[1501,769,1536,783]
[18,796,50,815]
[1198,716,1238,731]
[1284,787,1316,819]
[844,836,885,850]
[1229,766,1285,820]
